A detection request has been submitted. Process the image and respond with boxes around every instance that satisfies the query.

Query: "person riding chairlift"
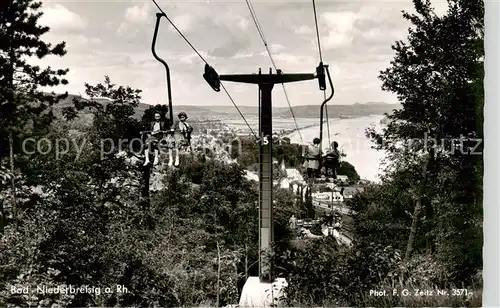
[144,112,170,166]
[173,112,193,152]
[303,137,322,179]
[323,141,341,179]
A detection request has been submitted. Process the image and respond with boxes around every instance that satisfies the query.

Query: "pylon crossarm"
[219,73,315,84]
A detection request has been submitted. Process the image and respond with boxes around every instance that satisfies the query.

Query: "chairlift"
[305,63,335,183]
[143,12,194,167]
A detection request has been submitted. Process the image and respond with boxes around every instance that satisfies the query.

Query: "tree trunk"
[141,166,150,205]
[425,147,438,254]
[245,243,248,281]
[7,41,16,219]
[404,153,432,260]
[9,132,16,216]
[1,135,4,233]
[0,196,4,233]
[216,241,221,307]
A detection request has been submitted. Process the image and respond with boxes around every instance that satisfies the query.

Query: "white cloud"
[117,3,150,38]
[270,43,286,53]
[213,11,249,32]
[269,53,315,67]
[178,53,200,65]
[168,14,195,33]
[40,4,87,31]
[66,35,102,48]
[124,2,150,23]
[232,52,254,59]
[362,28,383,40]
[294,25,313,35]
[91,38,102,44]
[173,51,213,65]
[237,18,249,31]
[116,22,134,37]
[323,33,354,50]
[321,11,358,49]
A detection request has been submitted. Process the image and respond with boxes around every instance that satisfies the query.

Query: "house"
[341,187,363,199]
[331,191,344,202]
[245,159,307,197]
[278,171,306,191]
[312,192,332,203]
[337,175,348,183]
[244,170,259,182]
[285,168,305,183]
[324,182,337,190]
[312,190,344,206]
[277,160,306,191]
[359,179,371,185]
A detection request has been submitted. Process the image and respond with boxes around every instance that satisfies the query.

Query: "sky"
[37,0,449,107]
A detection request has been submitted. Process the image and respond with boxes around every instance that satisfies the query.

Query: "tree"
[0,0,69,230]
[337,161,360,182]
[56,77,143,195]
[366,0,483,278]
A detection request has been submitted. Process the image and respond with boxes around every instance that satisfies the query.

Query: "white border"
[484,1,499,306]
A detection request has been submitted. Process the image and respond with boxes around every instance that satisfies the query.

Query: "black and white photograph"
[0,0,487,307]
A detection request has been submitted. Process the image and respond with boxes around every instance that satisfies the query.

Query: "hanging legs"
[174,146,179,166]
[144,137,160,166]
[166,136,179,167]
[167,148,173,166]
[144,148,150,166]
[159,134,178,167]
[144,148,159,166]
[153,148,159,165]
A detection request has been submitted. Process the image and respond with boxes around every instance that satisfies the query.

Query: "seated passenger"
[303,137,322,179]
[144,112,168,166]
[173,112,193,152]
[323,141,341,178]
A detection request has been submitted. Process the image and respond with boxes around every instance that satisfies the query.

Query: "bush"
[279,241,401,306]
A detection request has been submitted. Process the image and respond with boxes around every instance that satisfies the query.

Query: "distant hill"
[50,94,230,120]
[50,93,401,123]
[174,102,401,119]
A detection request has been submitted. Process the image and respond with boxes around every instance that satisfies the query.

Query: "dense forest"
[0,0,483,307]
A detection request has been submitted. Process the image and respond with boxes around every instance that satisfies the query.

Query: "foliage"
[0,0,68,158]
[347,170,420,251]
[337,161,360,182]
[279,240,401,306]
[364,0,483,284]
[0,96,299,306]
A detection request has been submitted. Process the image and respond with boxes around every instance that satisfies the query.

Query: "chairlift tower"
[207,67,312,306]
[204,62,332,306]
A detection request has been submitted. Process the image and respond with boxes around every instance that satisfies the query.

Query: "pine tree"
[0,0,69,154]
[0,0,69,228]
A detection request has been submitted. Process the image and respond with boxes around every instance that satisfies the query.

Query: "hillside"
[51,94,400,122]
[172,102,400,119]
[50,94,228,120]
